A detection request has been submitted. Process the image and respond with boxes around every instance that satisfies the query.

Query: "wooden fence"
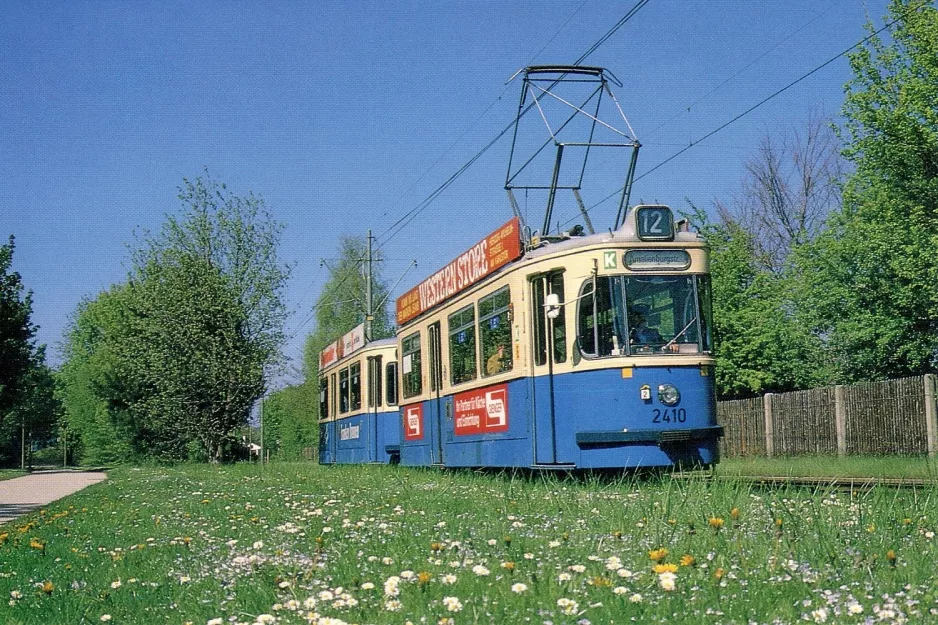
[717,374,938,457]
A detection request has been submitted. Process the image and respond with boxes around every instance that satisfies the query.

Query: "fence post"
[925,374,937,458]
[764,393,774,457]
[834,385,847,457]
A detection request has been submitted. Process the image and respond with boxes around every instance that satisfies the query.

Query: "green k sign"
[603,251,617,270]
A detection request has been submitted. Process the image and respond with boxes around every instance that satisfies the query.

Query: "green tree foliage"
[59,174,290,463]
[693,209,830,399]
[0,236,42,426]
[261,382,317,460]
[796,0,938,381]
[0,364,61,467]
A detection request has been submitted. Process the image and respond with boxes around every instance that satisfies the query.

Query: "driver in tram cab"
[629,303,663,344]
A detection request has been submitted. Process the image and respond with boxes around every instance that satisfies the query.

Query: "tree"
[795,0,938,381]
[0,236,41,428]
[717,114,844,274]
[58,173,291,462]
[302,235,393,381]
[692,208,830,399]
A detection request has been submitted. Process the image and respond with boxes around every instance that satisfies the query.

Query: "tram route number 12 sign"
[454,384,509,436]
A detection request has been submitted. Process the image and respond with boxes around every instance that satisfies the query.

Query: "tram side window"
[696,275,713,352]
[480,286,512,376]
[319,377,329,421]
[448,304,477,385]
[386,362,399,406]
[350,362,362,411]
[402,332,423,399]
[551,274,567,364]
[339,367,350,414]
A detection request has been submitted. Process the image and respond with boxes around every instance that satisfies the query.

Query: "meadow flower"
[100,616,112,622]
[208,619,224,625]
[253,540,264,549]
[613,586,628,596]
[471,565,490,576]
[501,561,515,571]
[653,563,678,574]
[179,576,191,584]
[568,564,586,573]
[256,615,276,624]
[680,554,695,567]
[616,568,633,579]
[442,596,463,612]
[487,539,497,546]
[811,607,828,623]
[41,581,54,595]
[441,574,457,585]
[629,593,643,603]
[511,583,528,593]
[648,548,668,562]
[111,580,122,589]
[557,598,579,615]
[384,576,401,597]
[730,507,740,520]
[360,582,375,591]
[847,601,864,615]
[658,571,676,591]
[319,590,335,601]
[400,570,416,580]
[558,572,572,582]
[605,556,622,570]
[708,517,725,530]
[418,572,432,586]
[548,540,561,548]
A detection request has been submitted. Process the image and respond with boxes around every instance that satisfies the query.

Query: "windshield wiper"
[662,317,697,351]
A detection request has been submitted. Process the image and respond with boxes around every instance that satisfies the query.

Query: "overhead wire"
[564,7,911,226]
[373,0,653,251]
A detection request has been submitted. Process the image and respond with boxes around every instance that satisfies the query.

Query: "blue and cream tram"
[318,326,400,464]
[392,205,722,470]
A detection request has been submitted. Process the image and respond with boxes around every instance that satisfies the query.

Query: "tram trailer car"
[318,334,400,464]
[393,205,723,470]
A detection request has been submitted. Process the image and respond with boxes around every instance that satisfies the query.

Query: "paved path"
[0,471,108,526]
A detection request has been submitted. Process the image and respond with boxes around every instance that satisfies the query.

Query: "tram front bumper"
[575,425,724,447]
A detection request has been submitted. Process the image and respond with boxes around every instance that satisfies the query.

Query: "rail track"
[675,473,938,491]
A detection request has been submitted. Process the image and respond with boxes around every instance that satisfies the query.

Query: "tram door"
[329,372,338,464]
[427,323,445,465]
[367,356,382,462]
[530,272,567,465]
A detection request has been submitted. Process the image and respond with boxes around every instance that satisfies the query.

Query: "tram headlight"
[657,384,681,406]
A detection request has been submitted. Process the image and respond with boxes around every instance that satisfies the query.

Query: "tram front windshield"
[578,275,712,356]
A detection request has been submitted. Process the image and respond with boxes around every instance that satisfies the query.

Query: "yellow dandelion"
[886,549,897,566]
[418,571,432,585]
[680,554,695,567]
[612,530,623,539]
[29,538,44,551]
[0,532,9,545]
[653,563,678,574]
[775,518,783,528]
[714,567,725,580]
[501,561,515,571]
[730,507,740,520]
[708,517,724,530]
[430,542,444,553]
[590,575,612,587]
[648,548,668,562]
[41,581,54,595]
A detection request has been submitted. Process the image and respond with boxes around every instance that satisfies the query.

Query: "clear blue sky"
[1,0,891,384]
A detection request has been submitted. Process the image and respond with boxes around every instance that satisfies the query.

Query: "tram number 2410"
[652,408,687,423]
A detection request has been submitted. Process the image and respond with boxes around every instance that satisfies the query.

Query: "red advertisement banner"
[403,404,424,441]
[453,384,509,436]
[396,218,522,325]
[319,323,366,370]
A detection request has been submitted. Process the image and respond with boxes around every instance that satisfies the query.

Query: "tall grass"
[1,463,937,624]
[718,455,938,480]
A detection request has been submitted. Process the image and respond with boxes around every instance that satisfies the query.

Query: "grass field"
[0,469,26,482]
[3,463,938,625]
[717,456,938,480]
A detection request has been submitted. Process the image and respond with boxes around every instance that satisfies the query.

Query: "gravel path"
[0,471,108,526]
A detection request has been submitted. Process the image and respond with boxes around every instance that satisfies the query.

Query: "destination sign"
[396,217,522,325]
[624,249,691,271]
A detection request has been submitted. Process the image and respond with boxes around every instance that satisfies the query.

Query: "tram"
[318,65,722,470]
[392,205,722,469]
[318,325,400,464]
